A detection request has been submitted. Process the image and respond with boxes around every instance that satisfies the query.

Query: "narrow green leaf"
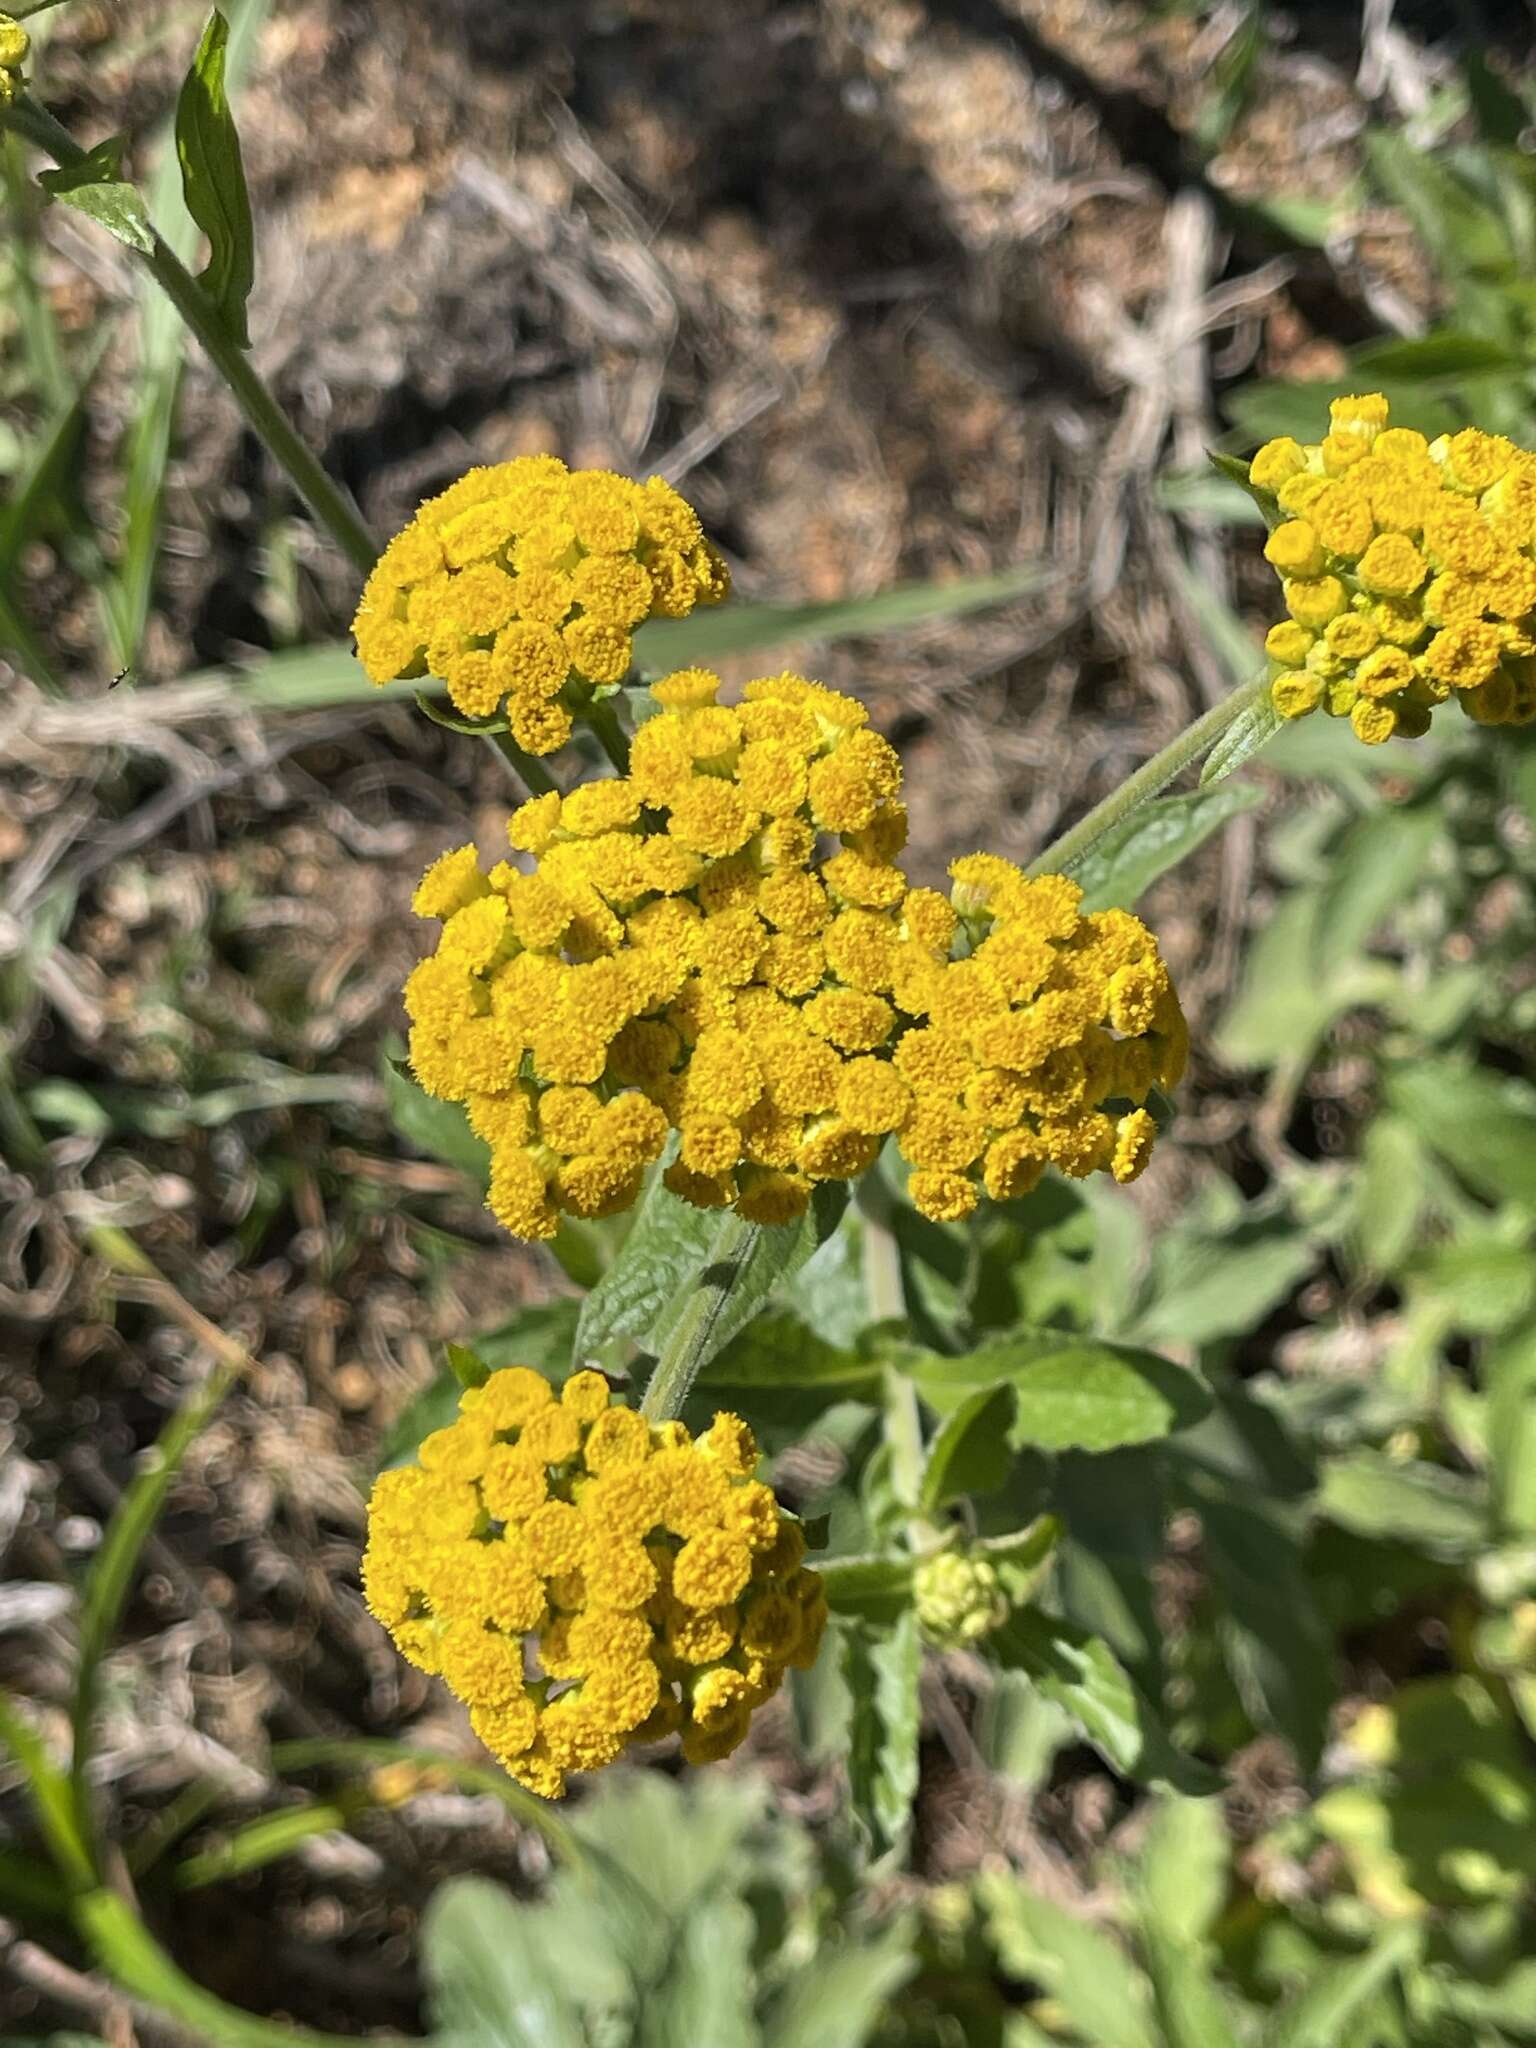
[175,11,256,347]
[38,139,153,254]
[1199,692,1284,785]
[577,1173,845,1369]
[842,1611,922,1861]
[72,1362,239,1807]
[920,1382,1015,1513]
[993,1611,1218,1794]
[382,1055,491,1189]
[172,1800,353,1891]
[415,689,509,736]
[1072,781,1263,912]
[632,565,1052,677]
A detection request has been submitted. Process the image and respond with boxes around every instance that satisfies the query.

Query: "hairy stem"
[639,1213,758,1423]
[1025,669,1268,878]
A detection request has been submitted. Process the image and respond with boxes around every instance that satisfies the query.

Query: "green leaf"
[1352,1116,1427,1277]
[637,1896,759,2048]
[1199,692,1284,785]
[1140,1925,1243,2048]
[819,1555,916,1625]
[994,1611,1218,1793]
[762,1921,916,2048]
[422,1878,584,2048]
[1134,1796,1230,1946]
[577,1174,846,1369]
[175,11,256,348]
[920,1382,1015,1513]
[1386,1060,1536,1208]
[1365,130,1512,281]
[699,1312,879,1394]
[38,138,153,254]
[978,1869,1156,2048]
[631,565,1052,677]
[842,1611,922,1861]
[908,1331,1211,1454]
[1263,1927,1420,2048]
[1311,801,1440,981]
[382,1055,491,1189]
[1072,781,1263,912]
[1487,1326,1536,1537]
[172,1800,353,1891]
[414,689,509,736]
[445,1342,489,1391]
[1354,331,1527,378]
[1133,1204,1318,1350]
[1318,1450,1487,1560]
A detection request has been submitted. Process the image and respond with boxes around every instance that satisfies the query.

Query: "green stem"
[1025,669,1268,878]
[8,95,378,575]
[584,694,631,775]
[639,1213,758,1423]
[490,729,560,798]
[854,1171,904,1325]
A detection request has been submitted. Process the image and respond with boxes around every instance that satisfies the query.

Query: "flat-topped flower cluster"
[404,666,1187,1239]
[351,456,729,753]
[363,1368,824,1799]
[1251,393,1536,742]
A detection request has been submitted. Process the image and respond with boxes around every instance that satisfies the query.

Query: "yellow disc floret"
[1249,394,1536,740]
[362,1372,818,1798]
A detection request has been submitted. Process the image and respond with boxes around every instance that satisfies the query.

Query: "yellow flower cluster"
[350,459,729,753]
[405,668,1186,1238]
[1249,393,1536,743]
[0,15,28,105]
[362,1368,824,1798]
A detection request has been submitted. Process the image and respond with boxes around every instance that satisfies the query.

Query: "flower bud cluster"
[1250,393,1536,743]
[913,1549,1010,1648]
[363,1368,824,1799]
[404,669,1186,1239]
[351,459,728,753]
[0,15,28,106]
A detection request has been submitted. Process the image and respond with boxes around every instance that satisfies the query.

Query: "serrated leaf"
[1072,781,1263,912]
[1199,693,1284,785]
[382,1055,491,1189]
[38,139,153,254]
[842,1611,921,1861]
[977,1869,1156,2048]
[908,1332,1211,1454]
[1385,1060,1536,1207]
[993,1611,1218,1794]
[920,1382,1015,1513]
[175,11,256,347]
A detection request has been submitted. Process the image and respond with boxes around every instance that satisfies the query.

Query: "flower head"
[351,461,729,752]
[1249,395,1536,742]
[913,1548,1009,1648]
[405,668,1184,1235]
[362,1369,818,1798]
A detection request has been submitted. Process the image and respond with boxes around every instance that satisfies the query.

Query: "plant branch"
[1025,669,1268,878]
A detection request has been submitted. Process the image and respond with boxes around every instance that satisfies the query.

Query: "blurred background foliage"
[5,0,1536,2043]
